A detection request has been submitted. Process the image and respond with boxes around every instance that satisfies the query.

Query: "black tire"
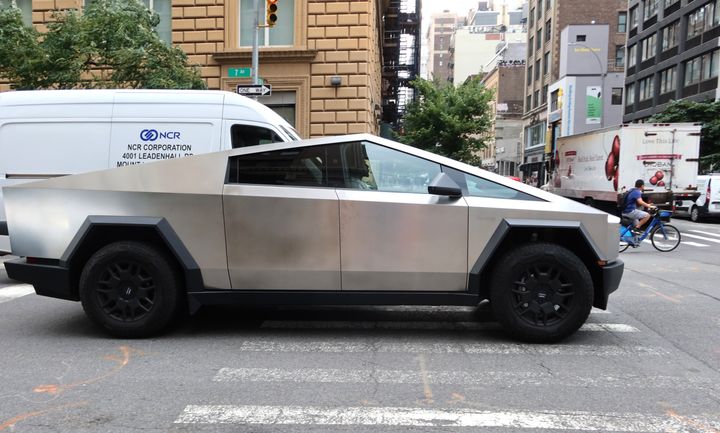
[489,243,593,343]
[650,224,681,252]
[79,241,182,338]
[690,206,700,223]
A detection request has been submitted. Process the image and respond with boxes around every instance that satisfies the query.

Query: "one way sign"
[236,84,272,97]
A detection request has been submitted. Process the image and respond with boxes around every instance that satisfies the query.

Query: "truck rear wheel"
[79,241,182,338]
[489,243,593,343]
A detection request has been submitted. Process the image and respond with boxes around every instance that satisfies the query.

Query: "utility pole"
[252,0,260,88]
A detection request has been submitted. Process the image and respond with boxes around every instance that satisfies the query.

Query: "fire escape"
[382,0,420,130]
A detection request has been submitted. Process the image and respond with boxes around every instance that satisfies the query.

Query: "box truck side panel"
[617,127,700,198]
[551,128,619,202]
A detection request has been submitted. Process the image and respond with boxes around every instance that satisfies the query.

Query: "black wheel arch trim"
[468,219,613,307]
[60,216,204,293]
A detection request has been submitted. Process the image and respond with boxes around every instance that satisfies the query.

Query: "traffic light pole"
[252,0,260,87]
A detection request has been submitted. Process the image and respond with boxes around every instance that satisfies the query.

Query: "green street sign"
[228,67,252,78]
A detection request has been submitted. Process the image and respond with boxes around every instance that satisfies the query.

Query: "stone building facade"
[1,0,386,138]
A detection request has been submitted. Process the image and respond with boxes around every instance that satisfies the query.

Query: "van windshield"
[280,125,301,141]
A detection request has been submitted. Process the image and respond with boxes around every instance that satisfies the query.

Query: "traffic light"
[266,0,278,27]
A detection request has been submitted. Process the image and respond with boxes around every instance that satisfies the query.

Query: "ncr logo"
[140,129,181,141]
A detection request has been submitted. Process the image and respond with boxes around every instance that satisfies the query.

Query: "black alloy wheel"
[80,241,182,338]
[490,242,593,343]
[95,260,156,322]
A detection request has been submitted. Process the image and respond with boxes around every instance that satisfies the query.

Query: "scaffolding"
[382,0,421,129]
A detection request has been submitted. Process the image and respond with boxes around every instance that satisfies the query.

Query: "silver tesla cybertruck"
[2,134,624,342]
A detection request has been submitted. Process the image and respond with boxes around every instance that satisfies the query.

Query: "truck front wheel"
[79,241,182,338]
[489,243,593,343]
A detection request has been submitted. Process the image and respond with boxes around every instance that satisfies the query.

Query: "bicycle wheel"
[619,238,630,253]
[650,224,681,252]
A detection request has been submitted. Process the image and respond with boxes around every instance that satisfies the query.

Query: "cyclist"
[622,179,656,233]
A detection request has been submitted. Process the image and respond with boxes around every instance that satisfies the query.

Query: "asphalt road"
[1,219,719,432]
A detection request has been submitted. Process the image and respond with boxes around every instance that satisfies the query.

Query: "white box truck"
[547,123,702,209]
[0,89,300,254]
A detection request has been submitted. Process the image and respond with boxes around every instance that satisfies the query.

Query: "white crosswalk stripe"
[260,320,638,333]
[212,367,712,389]
[682,241,710,247]
[0,284,34,304]
[174,405,720,431]
[682,233,720,244]
[688,229,720,238]
[233,340,666,356]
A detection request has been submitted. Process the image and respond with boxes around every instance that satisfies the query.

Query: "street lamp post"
[568,41,606,129]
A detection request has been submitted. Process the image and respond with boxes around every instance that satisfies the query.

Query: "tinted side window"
[340,141,441,193]
[231,124,283,148]
[227,145,341,187]
[444,167,543,201]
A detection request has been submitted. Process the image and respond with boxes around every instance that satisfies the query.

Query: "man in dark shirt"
[622,179,656,231]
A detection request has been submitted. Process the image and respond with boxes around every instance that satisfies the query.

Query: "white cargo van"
[675,174,720,221]
[0,89,300,253]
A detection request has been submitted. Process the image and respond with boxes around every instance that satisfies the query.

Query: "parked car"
[674,174,720,222]
[2,134,624,342]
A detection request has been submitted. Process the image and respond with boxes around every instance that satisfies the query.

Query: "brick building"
[521,0,627,185]
[0,0,389,138]
[425,10,463,82]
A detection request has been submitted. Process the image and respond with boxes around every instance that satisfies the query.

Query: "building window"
[535,59,541,80]
[701,49,719,80]
[239,0,295,47]
[550,89,560,111]
[641,34,656,62]
[615,45,625,67]
[528,37,534,56]
[542,85,548,104]
[527,65,533,85]
[545,20,551,41]
[630,6,639,29]
[664,0,678,6]
[546,0,551,10]
[685,56,702,85]
[643,0,658,21]
[686,2,719,41]
[537,0,543,18]
[611,88,623,105]
[529,7,535,28]
[626,83,635,105]
[533,90,540,108]
[661,21,679,51]
[0,0,32,26]
[543,51,549,75]
[627,44,637,68]
[536,29,542,49]
[659,67,676,93]
[525,122,546,148]
[618,12,627,33]
[526,94,532,111]
[639,76,654,101]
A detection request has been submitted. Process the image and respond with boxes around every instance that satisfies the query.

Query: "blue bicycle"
[619,209,681,252]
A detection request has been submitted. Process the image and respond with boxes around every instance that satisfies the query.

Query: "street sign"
[228,67,252,78]
[236,84,272,97]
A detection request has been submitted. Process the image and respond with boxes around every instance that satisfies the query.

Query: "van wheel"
[79,241,181,338]
[690,206,700,222]
[489,243,593,343]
